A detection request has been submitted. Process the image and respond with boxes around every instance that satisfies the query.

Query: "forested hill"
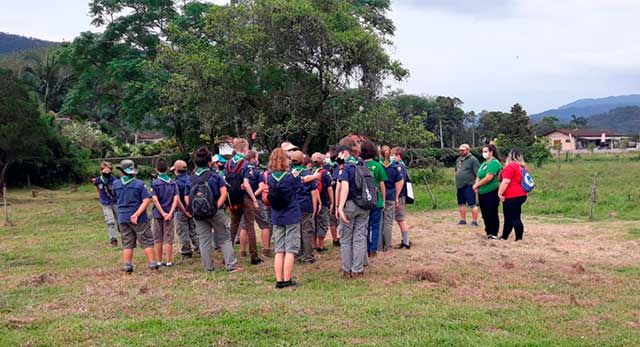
[530,95,640,123]
[587,106,640,134]
[0,32,58,55]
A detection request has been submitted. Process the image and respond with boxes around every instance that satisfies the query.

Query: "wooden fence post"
[589,173,598,221]
[423,176,438,209]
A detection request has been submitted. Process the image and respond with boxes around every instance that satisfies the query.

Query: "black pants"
[478,190,500,236]
[501,196,527,240]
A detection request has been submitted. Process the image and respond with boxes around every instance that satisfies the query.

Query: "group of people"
[93,137,413,288]
[455,143,531,241]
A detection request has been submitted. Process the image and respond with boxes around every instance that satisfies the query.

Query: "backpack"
[225,159,246,207]
[267,172,292,211]
[353,161,377,210]
[521,166,535,193]
[189,171,217,220]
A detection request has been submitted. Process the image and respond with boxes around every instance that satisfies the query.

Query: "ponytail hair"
[381,145,392,166]
[484,144,500,161]
[506,148,526,167]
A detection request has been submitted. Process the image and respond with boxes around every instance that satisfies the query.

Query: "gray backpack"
[353,161,377,210]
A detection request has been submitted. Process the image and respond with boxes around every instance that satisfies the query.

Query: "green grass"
[409,155,640,221]
[1,156,640,346]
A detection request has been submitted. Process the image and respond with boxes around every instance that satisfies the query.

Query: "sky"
[2,0,639,114]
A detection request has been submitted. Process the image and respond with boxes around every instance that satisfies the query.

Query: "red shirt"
[500,163,528,199]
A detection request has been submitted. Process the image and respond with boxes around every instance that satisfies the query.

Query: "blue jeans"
[367,207,382,253]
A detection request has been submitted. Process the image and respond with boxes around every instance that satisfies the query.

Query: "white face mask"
[482,152,490,159]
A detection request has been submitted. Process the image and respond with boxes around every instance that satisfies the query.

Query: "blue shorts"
[457,185,477,207]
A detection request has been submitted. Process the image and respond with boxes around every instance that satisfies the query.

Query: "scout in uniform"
[150,158,180,267]
[172,160,200,258]
[379,146,404,251]
[93,161,119,247]
[311,152,334,253]
[290,151,319,264]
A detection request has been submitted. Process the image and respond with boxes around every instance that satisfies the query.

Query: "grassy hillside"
[586,106,640,134]
[530,95,640,123]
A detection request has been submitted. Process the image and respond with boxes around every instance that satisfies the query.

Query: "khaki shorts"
[153,218,175,244]
[395,197,408,222]
[120,222,154,249]
[273,224,301,254]
[315,206,330,238]
[255,200,272,230]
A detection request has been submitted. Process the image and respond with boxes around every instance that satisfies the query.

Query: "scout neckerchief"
[346,156,358,164]
[101,173,115,199]
[456,154,469,173]
[271,171,287,182]
[232,154,245,163]
[195,167,210,176]
[312,165,323,174]
[157,173,171,183]
[121,175,135,185]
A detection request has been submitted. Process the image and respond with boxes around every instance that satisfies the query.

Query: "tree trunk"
[302,133,313,154]
[0,162,9,199]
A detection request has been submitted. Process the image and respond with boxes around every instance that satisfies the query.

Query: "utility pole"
[439,119,444,149]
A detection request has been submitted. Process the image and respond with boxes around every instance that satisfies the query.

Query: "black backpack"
[189,171,217,220]
[267,172,292,211]
[225,159,246,206]
[353,161,377,210]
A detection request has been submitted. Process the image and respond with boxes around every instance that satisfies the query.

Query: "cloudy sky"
[2,0,639,113]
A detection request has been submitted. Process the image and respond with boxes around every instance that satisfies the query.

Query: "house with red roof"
[543,129,632,151]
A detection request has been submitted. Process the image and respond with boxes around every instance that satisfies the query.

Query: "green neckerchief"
[381,160,392,168]
[195,167,210,176]
[271,171,287,182]
[398,159,405,165]
[312,166,323,174]
[326,159,336,166]
[346,156,358,164]
[293,165,306,172]
[121,175,135,185]
[232,154,245,163]
[158,173,171,183]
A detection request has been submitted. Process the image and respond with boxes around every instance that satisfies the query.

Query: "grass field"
[1,156,639,346]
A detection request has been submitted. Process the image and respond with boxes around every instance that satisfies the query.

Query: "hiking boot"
[333,240,340,247]
[110,238,118,247]
[281,280,300,288]
[470,221,479,227]
[250,258,263,265]
[123,263,134,273]
[262,249,274,258]
[457,220,467,225]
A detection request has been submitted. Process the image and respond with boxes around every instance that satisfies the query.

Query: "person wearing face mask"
[93,161,120,247]
[473,144,502,239]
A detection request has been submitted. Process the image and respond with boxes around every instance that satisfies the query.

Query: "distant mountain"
[0,32,58,55]
[587,106,640,135]
[530,95,640,123]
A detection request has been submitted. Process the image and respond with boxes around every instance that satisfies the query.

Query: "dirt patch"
[413,269,442,283]
[572,262,586,274]
[19,272,58,287]
[7,316,38,329]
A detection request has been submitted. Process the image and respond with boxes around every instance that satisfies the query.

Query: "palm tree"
[19,49,74,113]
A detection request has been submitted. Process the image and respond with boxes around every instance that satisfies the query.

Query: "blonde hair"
[506,149,526,166]
[381,146,392,166]
[268,148,290,172]
[233,138,249,153]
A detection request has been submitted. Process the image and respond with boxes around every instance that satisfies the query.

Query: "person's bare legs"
[471,206,479,223]
[459,205,467,222]
[123,248,134,264]
[240,229,248,255]
[261,228,270,250]
[154,243,163,263]
[330,226,338,242]
[143,247,156,263]
[274,253,284,282]
[283,253,295,281]
[165,243,173,263]
[315,236,325,249]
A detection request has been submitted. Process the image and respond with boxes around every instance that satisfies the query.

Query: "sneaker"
[158,261,166,267]
[488,235,498,240]
[110,238,118,247]
[299,258,316,265]
[123,263,134,273]
[165,262,174,267]
[282,280,300,288]
[316,247,328,253]
[457,220,467,225]
[470,221,479,227]
[333,240,340,247]
[250,258,263,265]
[149,262,161,271]
[397,242,411,249]
[275,281,285,289]
[228,266,243,273]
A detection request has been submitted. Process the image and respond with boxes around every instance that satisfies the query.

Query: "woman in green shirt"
[473,144,502,239]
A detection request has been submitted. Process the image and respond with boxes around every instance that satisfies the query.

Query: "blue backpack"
[521,166,535,192]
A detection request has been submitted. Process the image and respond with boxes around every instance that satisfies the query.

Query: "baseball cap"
[116,159,138,175]
[280,142,298,151]
[170,160,187,171]
[459,144,471,151]
[212,154,227,164]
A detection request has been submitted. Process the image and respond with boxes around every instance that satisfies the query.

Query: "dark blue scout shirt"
[113,177,152,224]
[247,164,264,199]
[174,173,191,208]
[314,167,332,207]
[396,162,409,197]
[94,174,117,206]
[150,177,179,219]
[293,167,317,213]
[268,171,302,225]
[382,162,404,201]
[338,160,359,202]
